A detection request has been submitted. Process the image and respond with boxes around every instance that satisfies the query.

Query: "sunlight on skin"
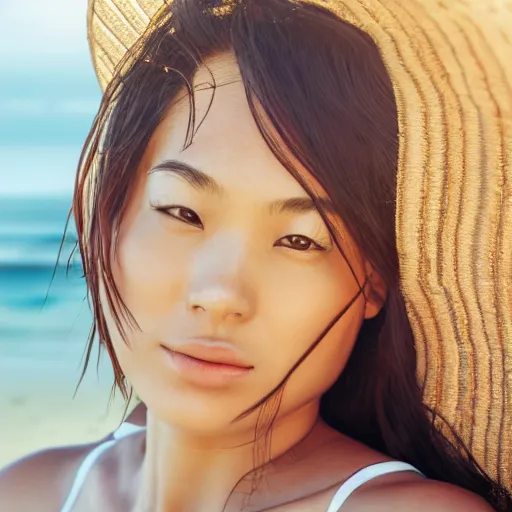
[98,52,385,511]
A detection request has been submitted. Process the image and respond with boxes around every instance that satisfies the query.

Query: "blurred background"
[0,0,128,468]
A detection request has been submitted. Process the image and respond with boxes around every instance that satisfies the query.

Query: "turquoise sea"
[0,195,129,468]
[0,196,92,361]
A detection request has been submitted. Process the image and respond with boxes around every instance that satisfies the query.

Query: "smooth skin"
[0,53,495,512]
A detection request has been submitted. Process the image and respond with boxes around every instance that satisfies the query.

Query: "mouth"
[160,340,254,369]
[162,346,253,369]
[159,343,254,387]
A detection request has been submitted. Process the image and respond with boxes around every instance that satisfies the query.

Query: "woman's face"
[105,52,383,436]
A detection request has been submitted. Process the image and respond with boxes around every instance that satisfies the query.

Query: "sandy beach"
[0,338,132,469]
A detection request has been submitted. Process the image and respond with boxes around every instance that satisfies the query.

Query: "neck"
[132,401,321,512]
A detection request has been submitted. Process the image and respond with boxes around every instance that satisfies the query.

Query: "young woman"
[1,1,511,511]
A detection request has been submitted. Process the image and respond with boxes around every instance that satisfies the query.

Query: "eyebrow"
[148,159,336,215]
[149,160,222,195]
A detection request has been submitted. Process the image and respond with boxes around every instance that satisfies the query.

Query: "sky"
[0,0,102,196]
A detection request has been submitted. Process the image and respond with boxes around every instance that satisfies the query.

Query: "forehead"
[143,52,324,199]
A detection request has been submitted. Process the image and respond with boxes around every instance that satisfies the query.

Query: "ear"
[363,263,387,320]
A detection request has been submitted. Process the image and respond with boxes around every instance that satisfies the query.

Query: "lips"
[160,340,253,369]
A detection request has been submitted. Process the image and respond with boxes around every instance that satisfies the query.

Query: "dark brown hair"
[70,0,510,509]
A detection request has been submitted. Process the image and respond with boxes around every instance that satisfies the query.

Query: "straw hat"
[86,0,512,490]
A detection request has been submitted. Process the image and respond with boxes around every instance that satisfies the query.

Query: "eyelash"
[152,205,328,252]
[157,205,204,228]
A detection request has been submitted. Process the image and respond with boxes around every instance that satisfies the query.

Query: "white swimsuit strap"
[325,461,424,512]
[59,439,116,512]
[60,423,145,512]
[112,422,146,440]
[61,428,418,512]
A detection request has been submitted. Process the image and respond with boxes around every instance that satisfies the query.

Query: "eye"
[276,234,326,252]
[154,205,203,228]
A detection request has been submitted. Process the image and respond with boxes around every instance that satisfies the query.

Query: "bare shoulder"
[0,442,101,512]
[307,426,495,512]
[348,477,495,512]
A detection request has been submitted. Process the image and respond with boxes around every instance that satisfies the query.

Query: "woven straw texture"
[87,0,512,490]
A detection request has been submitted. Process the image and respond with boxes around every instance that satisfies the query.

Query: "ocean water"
[0,195,130,466]
[0,196,92,363]
[0,195,130,468]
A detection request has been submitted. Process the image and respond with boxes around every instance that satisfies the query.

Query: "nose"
[188,288,250,322]
[186,234,255,323]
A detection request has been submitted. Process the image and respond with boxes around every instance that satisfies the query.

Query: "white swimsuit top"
[60,423,423,512]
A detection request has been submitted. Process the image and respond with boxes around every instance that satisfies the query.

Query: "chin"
[134,380,253,436]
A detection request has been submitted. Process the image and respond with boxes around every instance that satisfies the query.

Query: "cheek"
[262,256,365,405]
[113,210,189,323]
[277,303,364,415]
[264,253,361,358]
